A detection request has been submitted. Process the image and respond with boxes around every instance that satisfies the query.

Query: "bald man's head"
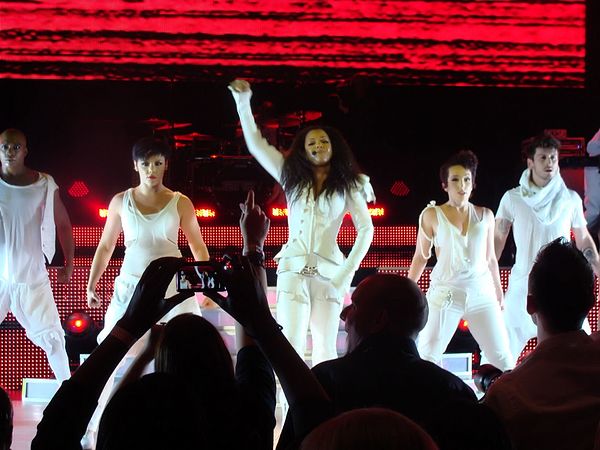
[341,274,428,352]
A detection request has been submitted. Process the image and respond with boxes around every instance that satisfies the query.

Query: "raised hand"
[116,257,193,339]
[240,190,269,251]
[228,79,251,93]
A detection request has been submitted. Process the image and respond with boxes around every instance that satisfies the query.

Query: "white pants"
[276,272,344,367]
[418,283,515,371]
[0,278,71,381]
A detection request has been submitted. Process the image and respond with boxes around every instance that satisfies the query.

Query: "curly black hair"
[281,125,361,202]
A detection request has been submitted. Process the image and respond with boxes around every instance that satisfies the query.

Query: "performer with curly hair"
[229,79,375,366]
[408,150,514,370]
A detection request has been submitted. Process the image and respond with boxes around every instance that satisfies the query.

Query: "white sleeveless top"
[119,188,182,279]
[427,204,491,288]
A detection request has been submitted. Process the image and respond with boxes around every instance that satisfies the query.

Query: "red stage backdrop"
[0,0,585,87]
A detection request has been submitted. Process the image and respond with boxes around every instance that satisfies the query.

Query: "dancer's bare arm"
[494,218,512,261]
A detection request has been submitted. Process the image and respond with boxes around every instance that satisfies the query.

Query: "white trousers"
[275,271,345,367]
[0,278,71,381]
[418,283,515,371]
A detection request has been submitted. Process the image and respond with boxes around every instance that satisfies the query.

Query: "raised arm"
[206,191,330,417]
[178,194,209,261]
[407,207,435,282]
[573,226,600,277]
[486,209,504,304]
[53,190,75,283]
[86,194,123,308]
[228,79,284,182]
[32,257,192,450]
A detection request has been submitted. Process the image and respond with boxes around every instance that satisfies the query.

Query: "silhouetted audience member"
[122,312,276,450]
[0,386,12,450]
[425,400,513,450]
[32,255,276,450]
[299,407,439,450]
[97,372,203,450]
[276,273,477,449]
[483,238,600,450]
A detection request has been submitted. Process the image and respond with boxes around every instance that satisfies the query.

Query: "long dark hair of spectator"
[281,125,361,203]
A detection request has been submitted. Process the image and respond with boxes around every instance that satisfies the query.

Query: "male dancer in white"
[83,136,209,447]
[229,79,374,367]
[0,128,74,382]
[408,150,514,371]
[495,132,600,359]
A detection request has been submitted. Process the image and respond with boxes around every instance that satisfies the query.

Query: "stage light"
[270,207,288,218]
[458,319,469,332]
[63,311,99,368]
[64,311,93,336]
[67,181,90,198]
[368,207,385,217]
[98,208,109,219]
[195,208,216,219]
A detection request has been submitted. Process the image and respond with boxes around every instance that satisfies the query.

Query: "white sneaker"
[81,429,97,450]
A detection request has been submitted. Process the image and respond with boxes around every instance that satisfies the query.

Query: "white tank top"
[0,173,56,284]
[119,188,182,279]
[429,204,492,288]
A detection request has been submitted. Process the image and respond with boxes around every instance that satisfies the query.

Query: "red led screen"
[0,0,585,87]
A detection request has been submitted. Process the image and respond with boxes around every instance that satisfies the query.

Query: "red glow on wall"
[391,180,410,197]
[0,0,585,87]
[67,180,90,198]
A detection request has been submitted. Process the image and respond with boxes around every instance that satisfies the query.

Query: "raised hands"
[116,257,193,339]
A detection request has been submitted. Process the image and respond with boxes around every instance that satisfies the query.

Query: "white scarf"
[518,168,570,225]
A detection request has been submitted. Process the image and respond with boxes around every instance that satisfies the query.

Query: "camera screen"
[176,263,226,292]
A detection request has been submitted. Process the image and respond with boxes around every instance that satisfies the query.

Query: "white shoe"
[81,429,97,450]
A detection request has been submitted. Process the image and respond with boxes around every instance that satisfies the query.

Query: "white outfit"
[87,189,200,433]
[497,169,586,358]
[231,88,375,366]
[417,203,514,371]
[0,173,71,381]
[585,129,600,231]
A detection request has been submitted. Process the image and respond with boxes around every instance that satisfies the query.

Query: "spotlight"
[63,311,99,368]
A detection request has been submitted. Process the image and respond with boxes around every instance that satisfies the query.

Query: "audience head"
[341,274,427,352]
[425,400,513,450]
[0,387,12,450]
[155,314,234,388]
[97,372,203,450]
[300,407,439,450]
[528,237,595,334]
[131,136,172,162]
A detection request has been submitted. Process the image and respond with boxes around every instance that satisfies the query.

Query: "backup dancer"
[0,128,74,382]
[495,133,600,358]
[82,136,209,447]
[408,150,514,371]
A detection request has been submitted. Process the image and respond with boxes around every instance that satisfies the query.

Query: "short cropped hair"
[131,136,172,161]
[521,133,561,161]
[529,238,595,332]
[439,150,478,189]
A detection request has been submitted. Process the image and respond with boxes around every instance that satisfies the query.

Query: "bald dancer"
[0,129,74,381]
